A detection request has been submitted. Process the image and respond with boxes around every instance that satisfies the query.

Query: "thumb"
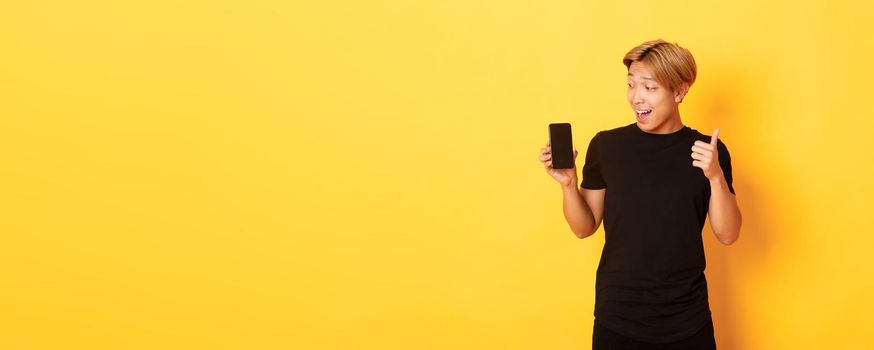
[710,128,720,146]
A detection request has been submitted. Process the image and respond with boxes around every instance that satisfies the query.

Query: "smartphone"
[548,123,575,169]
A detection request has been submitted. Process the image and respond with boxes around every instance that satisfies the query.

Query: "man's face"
[626,61,684,132]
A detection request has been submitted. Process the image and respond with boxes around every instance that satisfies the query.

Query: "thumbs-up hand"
[691,128,725,181]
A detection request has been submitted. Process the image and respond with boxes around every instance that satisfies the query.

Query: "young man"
[538,39,742,349]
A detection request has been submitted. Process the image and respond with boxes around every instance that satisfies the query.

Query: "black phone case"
[548,123,574,169]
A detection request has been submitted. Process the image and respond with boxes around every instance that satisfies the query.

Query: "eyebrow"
[627,73,654,80]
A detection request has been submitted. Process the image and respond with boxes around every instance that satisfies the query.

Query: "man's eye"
[646,87,656,91]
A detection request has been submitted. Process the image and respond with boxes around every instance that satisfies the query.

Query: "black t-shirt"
[580,122,735,344]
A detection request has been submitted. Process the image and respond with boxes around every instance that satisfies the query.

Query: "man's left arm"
[708,174,742,245]
[691,128,742,245]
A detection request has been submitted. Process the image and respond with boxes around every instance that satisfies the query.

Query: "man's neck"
[650,114,684,134]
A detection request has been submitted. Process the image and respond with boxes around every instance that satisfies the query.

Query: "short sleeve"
[581,131,606,189]
[716,139,736,195]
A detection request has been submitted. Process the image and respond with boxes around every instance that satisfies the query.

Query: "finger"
[710,128,720,146]
[693,140,714,150]
[692,160,703,168]
[690,152,709,161]
[546,160,552,167]
[540,154,551,161]
[691,145,712,155]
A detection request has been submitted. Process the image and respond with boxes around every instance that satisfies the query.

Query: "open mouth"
[636,109,652,122]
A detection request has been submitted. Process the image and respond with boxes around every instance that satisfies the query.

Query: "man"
[538,39,742,349]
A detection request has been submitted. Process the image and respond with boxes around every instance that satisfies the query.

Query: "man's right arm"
[561,182,606,239]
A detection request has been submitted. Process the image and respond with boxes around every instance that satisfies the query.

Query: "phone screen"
[548,123,574,169]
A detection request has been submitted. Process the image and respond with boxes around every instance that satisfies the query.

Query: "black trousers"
[592,318,717,350]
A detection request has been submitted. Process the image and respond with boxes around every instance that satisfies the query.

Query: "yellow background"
[2,1,873,349]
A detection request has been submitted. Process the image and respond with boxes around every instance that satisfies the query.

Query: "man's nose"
[632,87,644,104]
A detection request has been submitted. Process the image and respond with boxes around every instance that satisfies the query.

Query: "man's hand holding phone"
[539,142,578,188]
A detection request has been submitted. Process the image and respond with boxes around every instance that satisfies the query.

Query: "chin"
[636,116,655,127]
[638,111,661,125]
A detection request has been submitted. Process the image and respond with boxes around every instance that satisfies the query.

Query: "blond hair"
[623,39,697,97]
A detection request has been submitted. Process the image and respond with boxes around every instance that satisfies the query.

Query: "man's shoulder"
[686,126,731,150]
[686,126,707,140]
[595,123,634,139]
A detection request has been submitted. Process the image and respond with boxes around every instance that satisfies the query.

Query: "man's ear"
[674,83,689,103]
